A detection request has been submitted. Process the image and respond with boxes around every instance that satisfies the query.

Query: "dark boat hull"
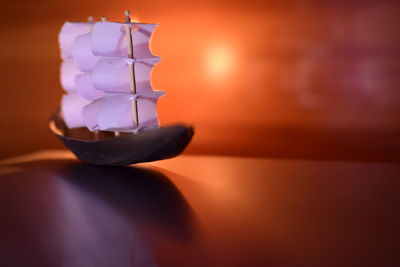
[49,109,194,166]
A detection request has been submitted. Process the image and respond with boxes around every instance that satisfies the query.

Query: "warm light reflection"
[205,43,235,81]
[0,149,74,165]
[132,15,140,22]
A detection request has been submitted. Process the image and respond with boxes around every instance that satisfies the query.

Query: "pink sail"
[82,93,163,132]
[58,22,93,60]
[131,23,158,59]
[72,33,100,72]
[60,59,81,93]
[82,98,101,131]
[135,93,164,129]
[58,18,165,134]
[98,95,134,131]
[75,73,105,100]
[91,22,158,59]
[134,58,161,92]
[61,93,90,129]
[91,57,160,94]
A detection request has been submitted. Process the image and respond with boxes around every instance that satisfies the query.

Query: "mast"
[87,16,95,23]
[124,10,140,129]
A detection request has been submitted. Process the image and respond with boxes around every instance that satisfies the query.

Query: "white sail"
[91,22,158,59]
[91,57,160,94]
[71,33,99,72]
[75,73,105,100]
[61,93,90,128]
[82,98,101,131]
[135,92,164,129]
[58,22,94,60]
[60,59,81,93]
[82,93,163,132]
[58,15,165,134]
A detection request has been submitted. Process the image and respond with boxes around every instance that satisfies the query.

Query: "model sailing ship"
[49,11,193,165]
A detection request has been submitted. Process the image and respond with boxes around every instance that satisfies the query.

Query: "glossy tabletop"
[0,151,399,267]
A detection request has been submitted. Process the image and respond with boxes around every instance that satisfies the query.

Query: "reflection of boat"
[50,11,193,165]
[0,156,195,265]
[55,174,157,267]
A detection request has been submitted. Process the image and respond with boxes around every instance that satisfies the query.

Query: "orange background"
[0,0,399,161]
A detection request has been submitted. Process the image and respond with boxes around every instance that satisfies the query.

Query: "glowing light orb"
[205,43,235,81]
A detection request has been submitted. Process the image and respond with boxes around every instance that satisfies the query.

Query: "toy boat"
[50,11,193,166]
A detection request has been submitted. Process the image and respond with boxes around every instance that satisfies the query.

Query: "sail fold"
[58,22,94,60]
[60,59,81,93]
[75,73,105,100]
[92,57,160,94]
[72,33,100,72]
[82,98,101,131]
[91,22,158,59]
[61,93,90,128]
[83,93,163,132]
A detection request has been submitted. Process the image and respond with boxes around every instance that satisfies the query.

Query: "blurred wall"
[0,0,399,160]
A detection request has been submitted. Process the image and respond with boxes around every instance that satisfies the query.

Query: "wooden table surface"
[0,151,399,266]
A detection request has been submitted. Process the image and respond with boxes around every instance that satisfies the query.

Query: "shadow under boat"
[0,158,196,266]
[62,162,196,242]
[49,108,194,166]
